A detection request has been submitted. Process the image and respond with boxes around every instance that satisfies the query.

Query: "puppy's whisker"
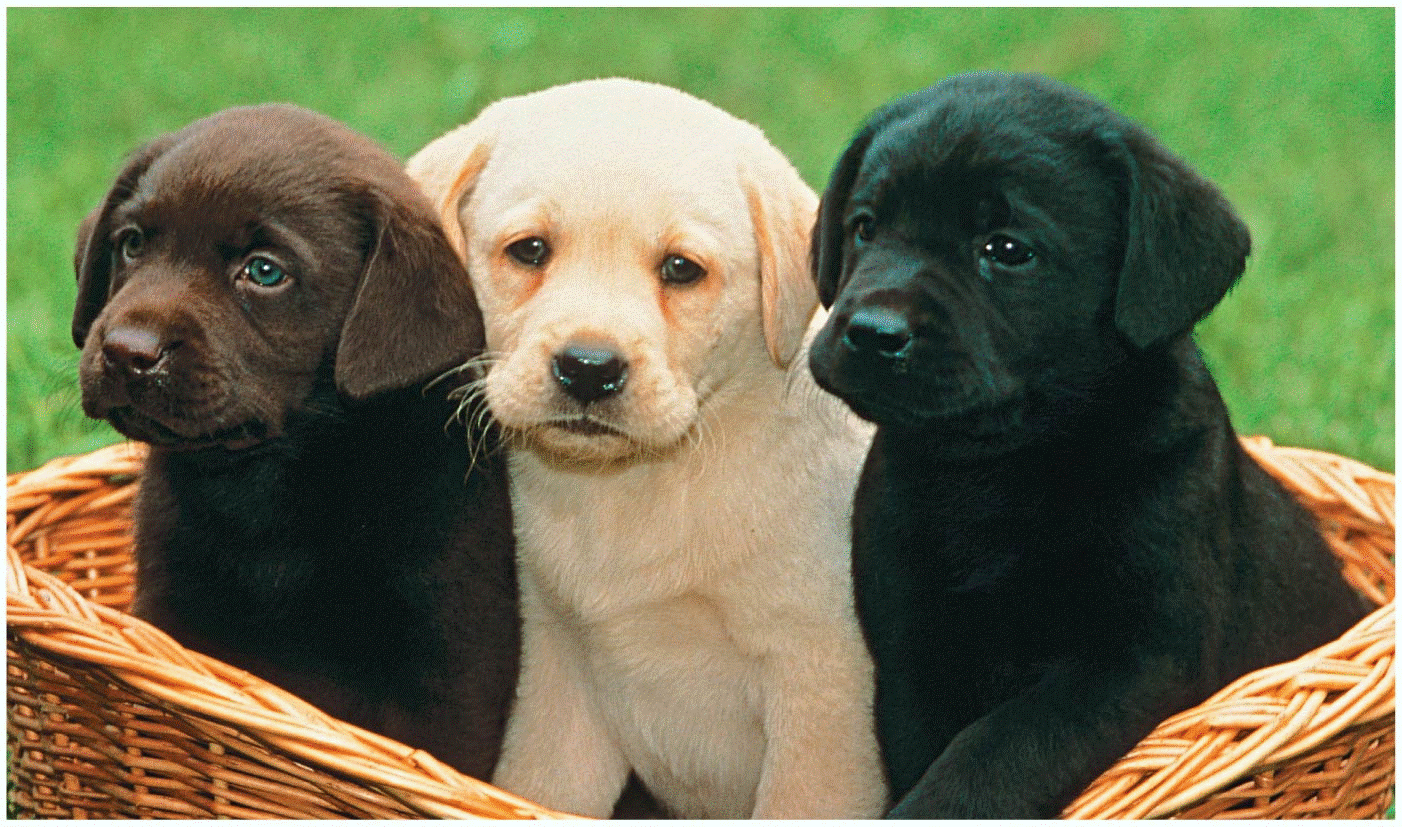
[451,386,495,457]
[456,397,493,469]
[445,374,491,410]
[441,357,500,428]
[427,351,500,393]
[470,393,496,434]
[428,357,502,477]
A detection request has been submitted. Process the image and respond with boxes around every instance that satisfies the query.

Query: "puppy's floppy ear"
[334,191,487,400]
[1106,129,1251,350]
[72,136,176,347]
[71,208,102,345]
[742,159,820,369]
[812,127,876,309]
[335,117,502,400]
[405,118,497,262]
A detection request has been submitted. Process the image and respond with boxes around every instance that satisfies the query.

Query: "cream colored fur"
[408,78,886,819]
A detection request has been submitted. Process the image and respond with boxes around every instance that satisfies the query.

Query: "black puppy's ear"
[72,137,175,347]
[812,127,876,308]
[1107,130,1252,349]
[334,192,486,400]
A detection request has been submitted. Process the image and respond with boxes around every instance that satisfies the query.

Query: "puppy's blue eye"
[506,236,550,267]
[661,255,705,285]
[243,256,288,288]
[981,235,1035,267]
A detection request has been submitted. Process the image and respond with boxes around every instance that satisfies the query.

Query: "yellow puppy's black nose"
[552,344,628,403]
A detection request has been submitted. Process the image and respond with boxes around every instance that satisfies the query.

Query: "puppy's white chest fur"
[499,371,883,818]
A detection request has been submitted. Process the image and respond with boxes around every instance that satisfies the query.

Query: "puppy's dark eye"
[506,236,550,267]
[661,254,705,286]
[980,235,1035,267]
[118,229,145,261]
[241,256,289,288]
[851,214,875,244]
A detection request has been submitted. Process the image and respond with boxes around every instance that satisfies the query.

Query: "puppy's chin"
[512,418,691,467]
[79,359,283,452]
[853,394,1037,464]
[812,357,1016,427]
[839,384,1022,428]
[487,379,701,467]
[104,406,271,452]
[812,361,1030,461]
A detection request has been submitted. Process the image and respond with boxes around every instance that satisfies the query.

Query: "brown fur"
[73,104,519,780]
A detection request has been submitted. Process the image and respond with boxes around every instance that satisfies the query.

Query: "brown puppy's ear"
[1107,130,1252,350]
[812,127,876,309]
[337,118,501,400]
[71,208,102,346]
[334,192,487,400]
[72,136,175,347]
[743,159,820,369]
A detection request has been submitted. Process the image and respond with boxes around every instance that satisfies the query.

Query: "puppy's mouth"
[546,415,629,438]
[846,391,1024,433]
[512,414,692,466]
[106,407,269,452]
[812,347,1025,431]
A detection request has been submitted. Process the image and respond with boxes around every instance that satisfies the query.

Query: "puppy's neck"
[153,381,472,481]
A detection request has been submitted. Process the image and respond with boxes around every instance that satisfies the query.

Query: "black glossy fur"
[73,104,518,780]
[808,73,1370,818]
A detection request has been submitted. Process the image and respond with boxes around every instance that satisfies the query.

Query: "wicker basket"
[8,437,1394,819]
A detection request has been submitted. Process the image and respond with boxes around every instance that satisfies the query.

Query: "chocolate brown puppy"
[808,72,1370,818]
[74,104,518,780]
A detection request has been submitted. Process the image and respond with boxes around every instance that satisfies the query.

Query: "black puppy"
[74,104,518,780]
[808,72,1370,818]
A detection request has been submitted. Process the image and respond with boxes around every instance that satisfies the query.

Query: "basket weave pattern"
[8,437,1395,819]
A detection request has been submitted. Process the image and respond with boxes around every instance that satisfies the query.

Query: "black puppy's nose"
[552,344,628,403]
[102,326,174,376]
[843,307,913,360]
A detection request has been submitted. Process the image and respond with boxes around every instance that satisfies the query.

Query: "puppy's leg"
[752,633,888,818]
[888,654,1187,818]
[492,579,629,818]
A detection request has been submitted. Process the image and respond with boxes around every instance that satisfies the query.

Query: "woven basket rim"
[7,442,569,820]
[7,437,1395,819]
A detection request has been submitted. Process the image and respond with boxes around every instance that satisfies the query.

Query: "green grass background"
[7,7,1394,472]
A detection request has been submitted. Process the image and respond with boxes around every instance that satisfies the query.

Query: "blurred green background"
[7,7,1394,472]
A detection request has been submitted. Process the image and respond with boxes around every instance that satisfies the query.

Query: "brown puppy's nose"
[102,326,173,376]
[552,344,627,403]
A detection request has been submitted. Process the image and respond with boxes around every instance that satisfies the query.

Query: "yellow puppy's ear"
[406,117,498,262]
[744,160,820,370]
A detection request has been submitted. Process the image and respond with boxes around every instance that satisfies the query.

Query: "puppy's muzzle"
[552,343,628,404]
[842,307,914,365]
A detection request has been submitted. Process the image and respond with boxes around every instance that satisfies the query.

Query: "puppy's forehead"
[125,106,402,227]
[482,78,767,187]
[865,114,1062,195]
[491,77,755,140]
[479,141,742,223]
[855,78,1126,221]
[473,96,760,233]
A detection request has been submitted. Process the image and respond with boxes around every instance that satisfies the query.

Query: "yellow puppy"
[408,78,885,819]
